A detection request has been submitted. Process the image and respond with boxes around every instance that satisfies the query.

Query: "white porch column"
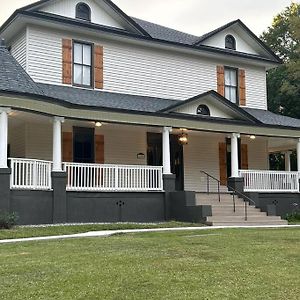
[231,133,240,178]
[297,139,300,172]
[162,127,172,175]
[0,108,10,168]
[285,151,292,172]
[52,117,64,172]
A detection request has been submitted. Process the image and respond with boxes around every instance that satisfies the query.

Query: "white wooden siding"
[27,27,62,85]
[40,0,125,29]
[25,123,53,160]
[245,138,269,170]
[10,31,27,70]
[183,134,269,192]
[25,25,267,109]
[101,126,147,165]
[8,125,26,158]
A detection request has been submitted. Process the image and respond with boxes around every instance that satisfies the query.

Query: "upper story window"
[225,35,236,50]
[73,41,93,87]
[76,3,91,22]
[224,67,238,103]
[196,105,210,116]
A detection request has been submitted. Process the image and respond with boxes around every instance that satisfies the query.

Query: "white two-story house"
[0,0,299,225]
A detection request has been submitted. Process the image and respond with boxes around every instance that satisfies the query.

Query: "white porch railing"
[239,170,300,193]
[64,162,164,192]
[9,158,52,190]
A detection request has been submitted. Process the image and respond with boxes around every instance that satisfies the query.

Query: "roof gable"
[161,91,259,123]
[194,20,280,62]
[21,0,150,36]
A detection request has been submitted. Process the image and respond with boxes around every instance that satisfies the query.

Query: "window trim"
[224,66,239,104]
[72,40,94,89]
[75,2,91,22]
[225,35,236,50]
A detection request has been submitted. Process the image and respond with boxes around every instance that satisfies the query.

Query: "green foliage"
[286,211,300,223]
[0,212,18,229]
[261,2,300,118]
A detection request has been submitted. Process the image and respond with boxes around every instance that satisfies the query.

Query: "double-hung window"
[224,67,238,104]
[73,42,93,87]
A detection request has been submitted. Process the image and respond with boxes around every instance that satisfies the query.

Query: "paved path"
[1,225,299,244]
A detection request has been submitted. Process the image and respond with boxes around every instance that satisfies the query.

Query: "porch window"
[73,41,93,87]
[224,67,238,104]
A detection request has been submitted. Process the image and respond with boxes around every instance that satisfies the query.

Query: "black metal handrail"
[200,170,256,221]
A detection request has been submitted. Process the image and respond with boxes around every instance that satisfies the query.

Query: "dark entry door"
[73,127,95,163]
[147,133,184,191]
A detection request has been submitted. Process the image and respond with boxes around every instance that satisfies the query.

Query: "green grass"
[0,228,299,300]
[0,221,204,240]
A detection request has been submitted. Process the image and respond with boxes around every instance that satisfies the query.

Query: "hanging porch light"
[178,131,188,145]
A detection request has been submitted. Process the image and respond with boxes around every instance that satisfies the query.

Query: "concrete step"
[211,211,267,217]
[197,200,246,206]
[206,215,283,222]
[211,206,264,213]
[206,220,288,226]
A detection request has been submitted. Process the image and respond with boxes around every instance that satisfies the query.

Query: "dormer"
[194,20,279,61]
[21,0,150,36]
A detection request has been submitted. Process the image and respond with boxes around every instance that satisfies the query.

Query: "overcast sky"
[0,0,295,36]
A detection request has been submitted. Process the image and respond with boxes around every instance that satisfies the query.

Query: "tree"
[261,2,300,118]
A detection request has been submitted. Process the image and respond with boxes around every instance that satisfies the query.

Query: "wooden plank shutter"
[217,66,225,96]
[239,69,246,106]
[95,135,104,164]
[241,144,249,170]
[63,132,73,162]
[219,142,227,185]
[94,45,104,89]
[62,39,72,84]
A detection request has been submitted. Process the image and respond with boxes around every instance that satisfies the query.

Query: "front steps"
[196,193,288,226]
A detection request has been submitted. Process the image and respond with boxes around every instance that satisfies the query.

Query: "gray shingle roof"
[132,18,199,45]
[244,108,300,128]
[38,83,178,112]
[0,46,43,95]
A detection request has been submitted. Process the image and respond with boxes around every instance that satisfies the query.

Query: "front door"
[147,133,184,191]
[73,127,95,163]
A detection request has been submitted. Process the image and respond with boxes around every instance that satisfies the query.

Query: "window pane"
[225,70,231,85]
[230,70,237,86]
[74,43,83,64]
[74,64,83,84]
[83,45,91,65]
[230,87,237,102]
[225,69,237,86]
[225,87,237,103]
[83,66,91,86]
[225,87,230,100]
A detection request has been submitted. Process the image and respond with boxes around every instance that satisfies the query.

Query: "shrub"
[285,212,300,223]
[0,212,18,229]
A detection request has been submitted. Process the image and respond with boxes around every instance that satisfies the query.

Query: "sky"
[0,0,295,36]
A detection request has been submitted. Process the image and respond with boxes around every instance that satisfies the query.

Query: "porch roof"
[243,108,300,129]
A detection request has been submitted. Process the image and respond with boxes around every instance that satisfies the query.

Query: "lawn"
[0,228,299,300]
[0,221,204,240]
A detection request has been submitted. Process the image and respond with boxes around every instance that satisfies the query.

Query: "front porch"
[1,108,300,224]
